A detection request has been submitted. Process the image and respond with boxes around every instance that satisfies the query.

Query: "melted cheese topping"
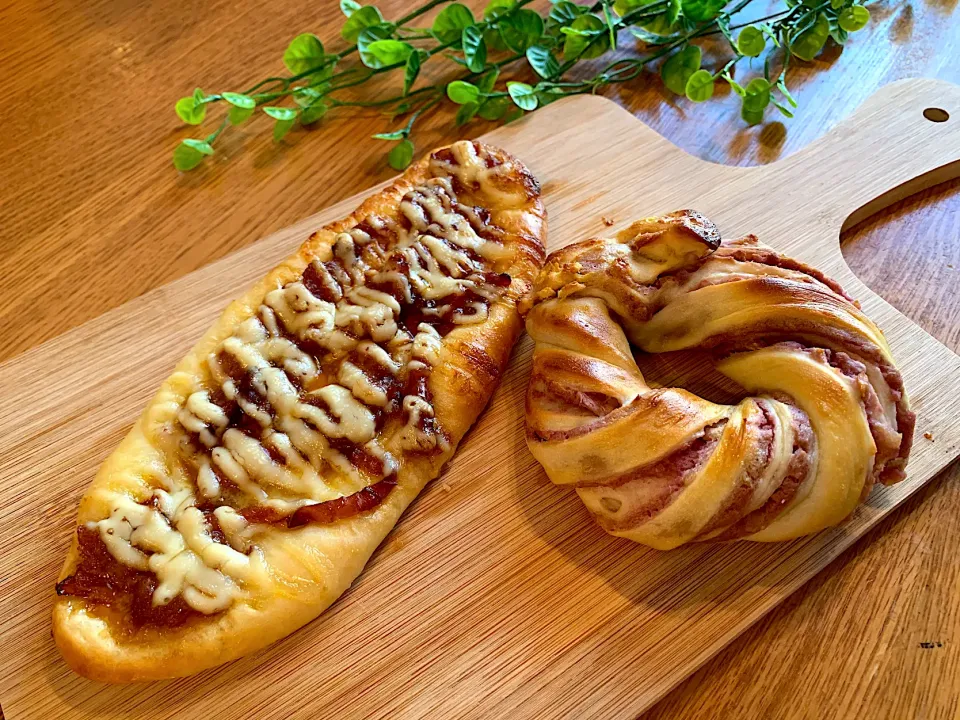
[86,141,519,616]
[96,491,258,613]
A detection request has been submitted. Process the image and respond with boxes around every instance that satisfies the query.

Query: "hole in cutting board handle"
[839,174,960,356]
[923,107,949,123]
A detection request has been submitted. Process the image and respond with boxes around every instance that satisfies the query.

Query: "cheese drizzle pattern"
[58,141,526,624]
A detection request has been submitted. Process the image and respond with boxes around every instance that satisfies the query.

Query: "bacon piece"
[288,476,398,528]
[56,527,201,631]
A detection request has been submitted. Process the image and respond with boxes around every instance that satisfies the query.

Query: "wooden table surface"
[1,0,958,718]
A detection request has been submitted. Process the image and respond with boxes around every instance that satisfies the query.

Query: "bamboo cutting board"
[2,78,960,720]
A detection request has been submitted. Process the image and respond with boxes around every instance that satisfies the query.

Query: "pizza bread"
[53,141,546,682]
[523,211,913,549]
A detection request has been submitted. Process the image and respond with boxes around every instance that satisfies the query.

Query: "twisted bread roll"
[523,211,914,549]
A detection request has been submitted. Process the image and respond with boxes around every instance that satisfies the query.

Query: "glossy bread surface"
[53,141,546,682]
[524,211,914,549]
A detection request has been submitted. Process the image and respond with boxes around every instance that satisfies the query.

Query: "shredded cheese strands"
[83,141,520,616]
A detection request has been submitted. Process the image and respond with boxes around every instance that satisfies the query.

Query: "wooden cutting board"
[2,77,960,720]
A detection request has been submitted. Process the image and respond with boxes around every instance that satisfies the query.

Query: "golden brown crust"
[53,141,546,682]
[524,210,913,550]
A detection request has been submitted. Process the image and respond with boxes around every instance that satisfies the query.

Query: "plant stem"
[205,117,230,144]
[330,85,439,109]
[176,0,870,173]
[554,0,670,77]
[395,0,452,26]
[235,0,452,98]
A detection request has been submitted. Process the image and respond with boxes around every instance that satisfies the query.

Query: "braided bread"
[523,211,914,550]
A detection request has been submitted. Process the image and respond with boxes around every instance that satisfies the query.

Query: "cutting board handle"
[756,78,960,232]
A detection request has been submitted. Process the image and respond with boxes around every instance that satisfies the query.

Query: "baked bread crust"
[53,141,546,682]
[524,211,913,550]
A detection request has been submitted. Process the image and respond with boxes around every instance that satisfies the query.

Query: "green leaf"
[791,12,829,60]
[447,80,481,105]
[300,102,328,125]
[293,86,324,107]
[433,3,475,44]
[356,26,393,67]
[455,102,480,126]
[224,92,256,124]
[484,0,515,20]
[172,139,214,171]
[680,0,726,22]
[536,87,567,106]
[737,26,765,57]
[263,106,298,121]
[503,106,525,123]
[223,92,257,125]
[360,39,414,69]
[830,0,844,8]
[273,117,296,141]
[484,27,507,51]
[614,0,679,35]
[478,68,499,94]
[548,1,589,28]
[223,91,255,109]
[341,6,385,43]
[724,73,746,97]
[561,14,609,60]
[175,138,214,170]
[665,0,682,27]
[478,96,511,120]
[526,45,560,79]
[612,0,641,15]
[838,5,870,31]
[742,106,765,125]
[183,138,214,155]
[684,69,715,102]
[372,129,407,140]
[829,26,848,45]
[507,81,538,111]
[228,105,254,124]
[175,92,206,125]
[777,77,798,107]
[462,25,487,72]
[283,34,325,75]
[340,0,361,16]
[300,102,330,125]
[772,100,795,118]
[742,77,772,114]
[403,50,422,95]
[389,139,415,170]
[629,27,674,44]
[500,9,544,53]
[661,44,701,95]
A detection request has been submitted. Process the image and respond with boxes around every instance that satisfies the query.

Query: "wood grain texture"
[1,0,960,716]
[1,80,960,719]
[1,0,957,361]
